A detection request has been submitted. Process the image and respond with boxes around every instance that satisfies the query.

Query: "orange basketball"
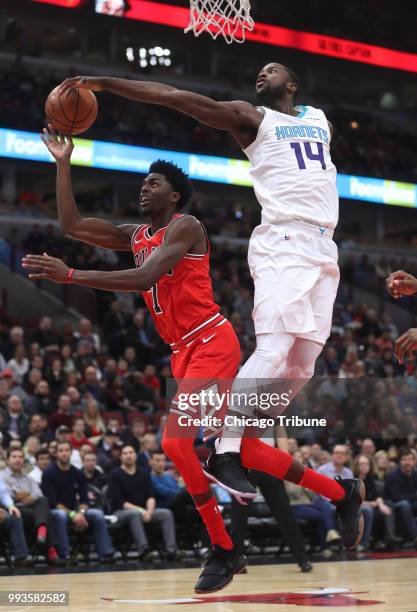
[45,86,98,135]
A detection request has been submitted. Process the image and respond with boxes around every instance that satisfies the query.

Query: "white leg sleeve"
[216,331,296,453]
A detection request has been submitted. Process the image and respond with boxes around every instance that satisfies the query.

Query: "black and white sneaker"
[333,477,365,549]
[194,546,247,594]
[203,452,257,505]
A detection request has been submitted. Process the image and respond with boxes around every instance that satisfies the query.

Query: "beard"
[256,82,288,106]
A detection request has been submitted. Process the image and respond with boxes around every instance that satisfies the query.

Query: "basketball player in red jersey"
[24,128,364,591]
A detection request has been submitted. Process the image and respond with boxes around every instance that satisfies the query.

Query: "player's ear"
[288,82,297,98]
[172,192,181,207]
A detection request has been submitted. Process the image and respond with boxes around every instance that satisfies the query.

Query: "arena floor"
[1,557,417,611]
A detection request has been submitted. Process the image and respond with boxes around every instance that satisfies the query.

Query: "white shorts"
[248,221,340,345]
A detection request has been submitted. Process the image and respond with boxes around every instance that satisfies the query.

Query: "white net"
[185,0,254,44]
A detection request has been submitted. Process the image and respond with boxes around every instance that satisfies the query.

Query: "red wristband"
[66,268,75,284]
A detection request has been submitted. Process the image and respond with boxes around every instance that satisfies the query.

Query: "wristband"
[136,507,145,514]
[68,510,76,520]
[66,268,75,284]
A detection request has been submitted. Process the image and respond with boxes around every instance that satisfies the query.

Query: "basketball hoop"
[185,0,254,44]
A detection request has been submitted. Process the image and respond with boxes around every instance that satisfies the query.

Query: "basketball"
[45,86,98,135]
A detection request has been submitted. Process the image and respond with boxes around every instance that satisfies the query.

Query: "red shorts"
[168,319,241,439]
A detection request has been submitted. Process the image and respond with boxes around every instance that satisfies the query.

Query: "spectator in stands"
[143,365,161,398]
[74,342,97,375]
[29,449,51,485]
[47,440,58,462]
[123,347,138,372]
[317,445,354,479]
[81,366,106,406]
[7,344,29,384]
[121,416,147,452]
[107,444,179,561]
[75,319,100,354]
[0,378,10,412]
[1,326,25,361]
[83,398,106,439]
[24,369,43,396]
[361,439,376,458]
[2,447,61,564]
[138,433,158,471]
[353,454,395,550]
[285,479,341,550]
[103,299,128,338]
[374,450,392,483]
[385,449,417,547]
[82,451,107,491]
[26,380,54,417]
[27,414,53,444]
[82,451,107,509]
[106,417,123,435]
[65,386,82,413]
[55,426,82,469]
[29,317,60,354]
[49,394,73,433]
[125,371,155,413]
[69,418,93,451]
[23,435,41,469]
[3,395,29,442]
[96,430,120,470]
[107,440,123,474]
[149,449,205,538]
[45,358,66,397]
[0,474,32,566]
[61,345,76,375]
[41,440,115,563]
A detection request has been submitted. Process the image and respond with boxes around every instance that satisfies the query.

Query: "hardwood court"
[1,558,417,611]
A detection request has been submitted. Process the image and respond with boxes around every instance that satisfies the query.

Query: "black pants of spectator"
[17,496,56,548]
[230,470,308,565]
[168,489,210,547]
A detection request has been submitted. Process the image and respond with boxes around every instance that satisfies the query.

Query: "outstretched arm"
[59,77,262,147]
[41,126,135,250]
[22,216,205,292]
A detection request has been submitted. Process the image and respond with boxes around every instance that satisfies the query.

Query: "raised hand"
[22,253,70,284]
[40,125,74,163]
[386,270,417,299]
[59,76,104,95]
[395,328,417,363]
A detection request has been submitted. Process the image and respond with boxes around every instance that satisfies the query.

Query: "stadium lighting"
[127,47,173,68]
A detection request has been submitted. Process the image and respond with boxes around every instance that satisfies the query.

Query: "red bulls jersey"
[131,214,223,348]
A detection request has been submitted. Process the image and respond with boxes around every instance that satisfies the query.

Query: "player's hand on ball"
[41,125,74,162]
[22,253,70,284]
[59,76,104,94]
[395,328,417,363]
[386,270,417,298]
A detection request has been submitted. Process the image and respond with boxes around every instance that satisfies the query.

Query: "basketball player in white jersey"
[59,68,364,535]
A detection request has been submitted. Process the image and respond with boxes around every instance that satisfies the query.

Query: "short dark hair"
[121,443,137,454]
[284,66,300,100]
[149,448,165,458]
[7,447,24,459]
[399,448,415,460]
[148,160,192,209]
[35,449,50,460]
[57,440,72,451]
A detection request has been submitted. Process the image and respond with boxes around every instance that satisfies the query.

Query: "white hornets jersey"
[244,105,339,229]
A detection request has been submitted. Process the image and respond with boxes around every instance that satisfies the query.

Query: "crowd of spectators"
[1,273,417,566]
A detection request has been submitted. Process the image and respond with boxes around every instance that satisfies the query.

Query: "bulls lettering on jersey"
[131,214,223,346]
[244,105,339,229]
